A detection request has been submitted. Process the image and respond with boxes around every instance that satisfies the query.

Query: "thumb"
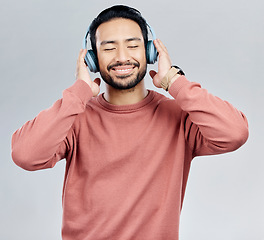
[90,78,101,97]
[149,70,157,80]
[93,78,101,86]
[149,70,162,88]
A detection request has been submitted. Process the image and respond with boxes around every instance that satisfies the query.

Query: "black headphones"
[82,22,158,73]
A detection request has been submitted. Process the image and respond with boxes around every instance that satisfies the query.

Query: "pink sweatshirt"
[11,76,248,240]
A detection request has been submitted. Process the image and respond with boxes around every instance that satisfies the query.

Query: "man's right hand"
[76,49,101,96]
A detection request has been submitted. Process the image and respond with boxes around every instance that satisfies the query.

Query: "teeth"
[115,69,131,72]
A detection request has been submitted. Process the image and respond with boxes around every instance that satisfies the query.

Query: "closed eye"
[104,48,116,51]
[128,45,139,49]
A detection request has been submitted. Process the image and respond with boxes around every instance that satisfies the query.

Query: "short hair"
[89,5,148,57]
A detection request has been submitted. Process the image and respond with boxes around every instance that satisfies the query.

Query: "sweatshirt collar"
[97,90,155,112]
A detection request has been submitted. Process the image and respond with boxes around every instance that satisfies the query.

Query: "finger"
[80,49,87,62]
[77,49,81,65]
[78,49,88,67]
[149,70,157,79]
[81,49,87,58]
[153,40,162,53]
[154,39,168,55]
[77,49,84,64]
[153,40,165,56]
[157,39,168,54]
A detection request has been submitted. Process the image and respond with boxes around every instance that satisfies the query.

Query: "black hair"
[89,5,148,57]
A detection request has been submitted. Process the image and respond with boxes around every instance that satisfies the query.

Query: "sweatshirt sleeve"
[169,76,249,157]
[11,79,93,171]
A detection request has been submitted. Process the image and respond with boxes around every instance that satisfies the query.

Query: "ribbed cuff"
[66,79,93,105]
[168,76,190,99]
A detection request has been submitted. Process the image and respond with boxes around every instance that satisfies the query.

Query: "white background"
[0,0,263,239]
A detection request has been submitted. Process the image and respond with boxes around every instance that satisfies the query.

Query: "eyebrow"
[100,37,142,46]
[126,37,142,42]
[100,40,115,46]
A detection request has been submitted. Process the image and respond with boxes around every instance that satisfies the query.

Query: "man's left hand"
[149,39,172,88]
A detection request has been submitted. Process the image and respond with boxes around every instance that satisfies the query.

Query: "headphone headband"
[82,26,91,50]
[147,23,156,41]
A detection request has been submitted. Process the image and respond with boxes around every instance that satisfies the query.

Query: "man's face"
[95,18,147,90]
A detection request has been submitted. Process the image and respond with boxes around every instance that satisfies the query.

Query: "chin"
[108,77,143,90]
[100,68,147,90]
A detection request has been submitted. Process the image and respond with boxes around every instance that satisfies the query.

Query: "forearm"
[169,76,249,155]
[11,80,93,170]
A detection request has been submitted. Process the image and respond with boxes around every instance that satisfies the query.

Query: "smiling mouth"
[111,65,136,76]
[108,61,140,77]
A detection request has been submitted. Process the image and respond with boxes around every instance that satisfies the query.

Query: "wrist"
[160,66,185,91]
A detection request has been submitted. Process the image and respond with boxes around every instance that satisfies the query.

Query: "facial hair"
[99,61,147,90]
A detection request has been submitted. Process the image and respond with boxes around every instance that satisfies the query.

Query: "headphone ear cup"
[146,40,158,64]
[84,50,99,73]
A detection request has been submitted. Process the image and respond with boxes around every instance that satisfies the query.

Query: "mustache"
[107,61,140,71]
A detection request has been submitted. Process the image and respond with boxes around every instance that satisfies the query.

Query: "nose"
[115,46,130,62]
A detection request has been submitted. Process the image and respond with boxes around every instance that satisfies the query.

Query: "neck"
[104,80,148,105]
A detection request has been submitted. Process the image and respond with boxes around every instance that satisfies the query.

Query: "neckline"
[97,90,155,113]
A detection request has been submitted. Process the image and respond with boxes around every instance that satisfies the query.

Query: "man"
[11,5,249,240]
